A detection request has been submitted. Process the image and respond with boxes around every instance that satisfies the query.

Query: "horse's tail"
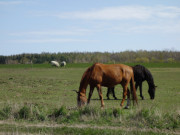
[130,74,138,105]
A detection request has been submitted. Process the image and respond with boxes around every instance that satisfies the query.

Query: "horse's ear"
[72,90,79,94]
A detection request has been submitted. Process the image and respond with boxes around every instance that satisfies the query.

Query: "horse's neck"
[79,68,91,96]
[144,70,155,88]
[146,76,155,88]
[79,82,88,96]
[148,81,155,88]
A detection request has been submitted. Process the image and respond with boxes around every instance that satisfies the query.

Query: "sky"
[0,0,180,56]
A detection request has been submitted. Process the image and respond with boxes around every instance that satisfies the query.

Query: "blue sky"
[0,0,180,55]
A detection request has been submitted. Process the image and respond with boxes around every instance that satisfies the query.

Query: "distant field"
[0,64,179,134]
[0,62,180,69]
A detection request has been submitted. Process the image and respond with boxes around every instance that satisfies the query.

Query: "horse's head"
[73,90,87,107]
[148,85,157,100]
[77,93,87,107]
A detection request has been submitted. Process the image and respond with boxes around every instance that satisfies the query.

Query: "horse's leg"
[125,88,130,109]
[97,84,104,108]
[136,82,142,99]
[135,82,139,91]
[120,82,128,107]
[106,88,110,100]
[139,82,144,100]
[87,85,94,104]
[112,87,117,100]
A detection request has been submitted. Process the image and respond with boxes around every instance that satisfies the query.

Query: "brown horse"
[75,63,138,108]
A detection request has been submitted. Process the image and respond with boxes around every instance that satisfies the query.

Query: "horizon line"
[1,49,179,56]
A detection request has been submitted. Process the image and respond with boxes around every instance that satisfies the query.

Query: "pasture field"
[0,63,179,135]
[1,62,180,68]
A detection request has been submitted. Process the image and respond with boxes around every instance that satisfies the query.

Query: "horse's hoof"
[114,97,118,100]
[124,106,129,109]
[142,97,144,100]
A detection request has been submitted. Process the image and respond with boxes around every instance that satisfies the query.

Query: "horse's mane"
[143,66,155,87]
[79,64,95,92]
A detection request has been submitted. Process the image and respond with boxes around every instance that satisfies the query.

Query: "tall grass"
[0,104,179,130]
[0,125,170,135]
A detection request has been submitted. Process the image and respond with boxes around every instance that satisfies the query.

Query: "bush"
[164,113,180,129]
[79,106,98,116]
[112,108,121,118]
[59,111,80,123]
[52,106,67,118]
[32,104,47,121]
[129,108,180,129]
[135,57,150,63]
[167,58,175,63]
[0,106,12,120]
[37,113,46,121]
[18,106,31,119]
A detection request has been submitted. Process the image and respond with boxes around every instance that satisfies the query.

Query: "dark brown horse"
[75,63,138,108]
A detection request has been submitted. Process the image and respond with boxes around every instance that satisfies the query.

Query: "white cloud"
[54,6,180,20]
[127,23,180,33]
[154,6,180,18]
[7,5,180,40]
[104,21,180,35]
[55,6,151,20]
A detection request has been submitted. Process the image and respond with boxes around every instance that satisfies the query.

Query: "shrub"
[163,113,180,129]
[101,108,113,117]
[167,58,175,63]
[37,113,46,121]
[32,104,47,121]
[79,106,98,116]
[135,57,150,63]
[0,106,12,120]
[112,108,121,118]
[52,106,67,118]
[60,111,80,123]
[18,105,31,119]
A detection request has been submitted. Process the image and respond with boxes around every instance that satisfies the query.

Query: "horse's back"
[133,65,154,82]
[89,63,133,87]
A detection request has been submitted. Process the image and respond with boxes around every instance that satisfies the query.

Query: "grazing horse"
[75,63,138,108]
[107,65,156,100]
[133,65,156,99]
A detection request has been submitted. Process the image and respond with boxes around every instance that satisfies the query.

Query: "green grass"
[0,63,93,69]
[0,62,180,69]
[0,124,171,135]
[125,62,180,68]
[0,65,179,134]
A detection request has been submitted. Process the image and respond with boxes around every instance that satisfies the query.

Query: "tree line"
[0,50,180,64]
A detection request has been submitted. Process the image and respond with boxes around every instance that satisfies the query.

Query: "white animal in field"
[51,61,60,67]
[61,61,66,67]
